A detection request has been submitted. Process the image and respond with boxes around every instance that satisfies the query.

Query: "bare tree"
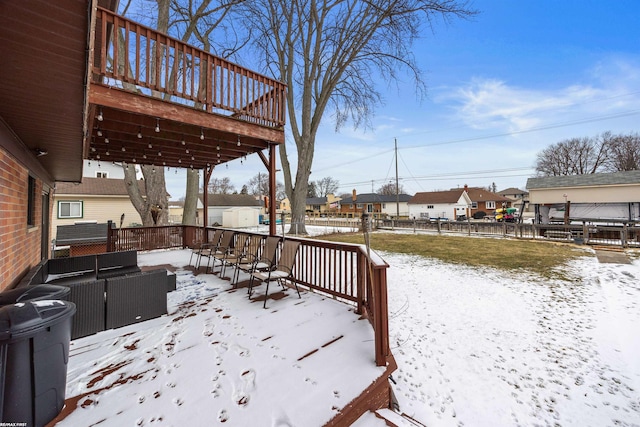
[377,182,405,195]
[247,173,286,200]
[315,176,340,197]
[123,164,169,226]
[243,0,476,234]
[206,177,236,194]
[307,182,318,198]
[605,132,640,172]
[535,135,610,176]
[182,169,199,225]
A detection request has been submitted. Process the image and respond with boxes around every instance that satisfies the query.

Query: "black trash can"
[0,284,70,306]
[0,299,76,427]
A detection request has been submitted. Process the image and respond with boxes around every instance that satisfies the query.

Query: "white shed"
[222,207,260,228]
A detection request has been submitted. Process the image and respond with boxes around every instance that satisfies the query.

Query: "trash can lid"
[0,300,76,342]
[0,284,70,306]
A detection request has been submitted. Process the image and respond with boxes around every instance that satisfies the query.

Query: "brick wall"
[0,146,43,290]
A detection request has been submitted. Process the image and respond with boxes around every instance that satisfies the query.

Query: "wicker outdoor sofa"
[13,250,175,339]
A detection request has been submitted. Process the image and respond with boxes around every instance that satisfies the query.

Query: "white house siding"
[380,202,410,217]
[529,184,640,204]
[51,196,142,240]
[83,160,127,179]
[409,203,461,220]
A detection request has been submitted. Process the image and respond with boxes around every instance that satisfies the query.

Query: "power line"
[336,166,535,189]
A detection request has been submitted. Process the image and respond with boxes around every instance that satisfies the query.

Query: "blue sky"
[166,0,640,199]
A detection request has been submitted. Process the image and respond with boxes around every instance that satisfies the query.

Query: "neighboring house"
[526,171,640,223]
[203,193,263,227]
[498,187,529,202]
[280,193,342,215]
[408,190,472,220]
[52,177,145,240]
[338,193,413,218]
[464,185,513,218]
[168,199,205,225]
[83,159,127,179]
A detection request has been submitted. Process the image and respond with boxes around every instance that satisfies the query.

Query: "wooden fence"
[377,219,640,248]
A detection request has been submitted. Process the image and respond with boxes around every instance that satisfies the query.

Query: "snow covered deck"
[47,249,390,427]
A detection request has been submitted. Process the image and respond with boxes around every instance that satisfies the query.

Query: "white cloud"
[441,58,640,134]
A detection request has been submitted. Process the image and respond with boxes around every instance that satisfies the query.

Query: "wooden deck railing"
[107,225,392,366]
[93,7,286,128]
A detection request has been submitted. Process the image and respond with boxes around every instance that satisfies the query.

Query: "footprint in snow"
[217,408,229,423]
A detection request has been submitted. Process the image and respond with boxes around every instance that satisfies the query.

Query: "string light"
[137,127,143,139]
[97,108,103,121]
[216,144,220,151]
[148,142,153,149]
[105,150,110,156]
[121,146,126,152]
[200,129,205,140]
[97,128,102,137]
[181,136,186,145]
[104,137,109,144]
[236,135,241,146]
[155,118,160,133]
[158,151,162,157]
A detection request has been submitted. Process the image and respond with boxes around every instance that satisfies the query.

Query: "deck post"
[373,264,390,367]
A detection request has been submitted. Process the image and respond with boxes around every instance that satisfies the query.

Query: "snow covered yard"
[385,250,640,426]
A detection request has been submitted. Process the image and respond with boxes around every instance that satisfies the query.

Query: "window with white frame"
[486,201,496,209]
[58,201,83,219]
[96,171,109,178]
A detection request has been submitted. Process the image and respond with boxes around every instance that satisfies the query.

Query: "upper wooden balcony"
[87,7,286,170]
[0,1,285,183]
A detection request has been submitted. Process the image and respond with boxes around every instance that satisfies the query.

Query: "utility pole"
[395,138,400,218]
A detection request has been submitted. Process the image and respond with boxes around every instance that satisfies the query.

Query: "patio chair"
[250,239,301,308]
[206,230,237,273]
[231,234,266,288]
[244,236,281,294]
[213,233,250,279]
[193,229,223,269]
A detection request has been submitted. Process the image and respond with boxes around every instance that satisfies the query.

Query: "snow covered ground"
[384,250,640,427]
